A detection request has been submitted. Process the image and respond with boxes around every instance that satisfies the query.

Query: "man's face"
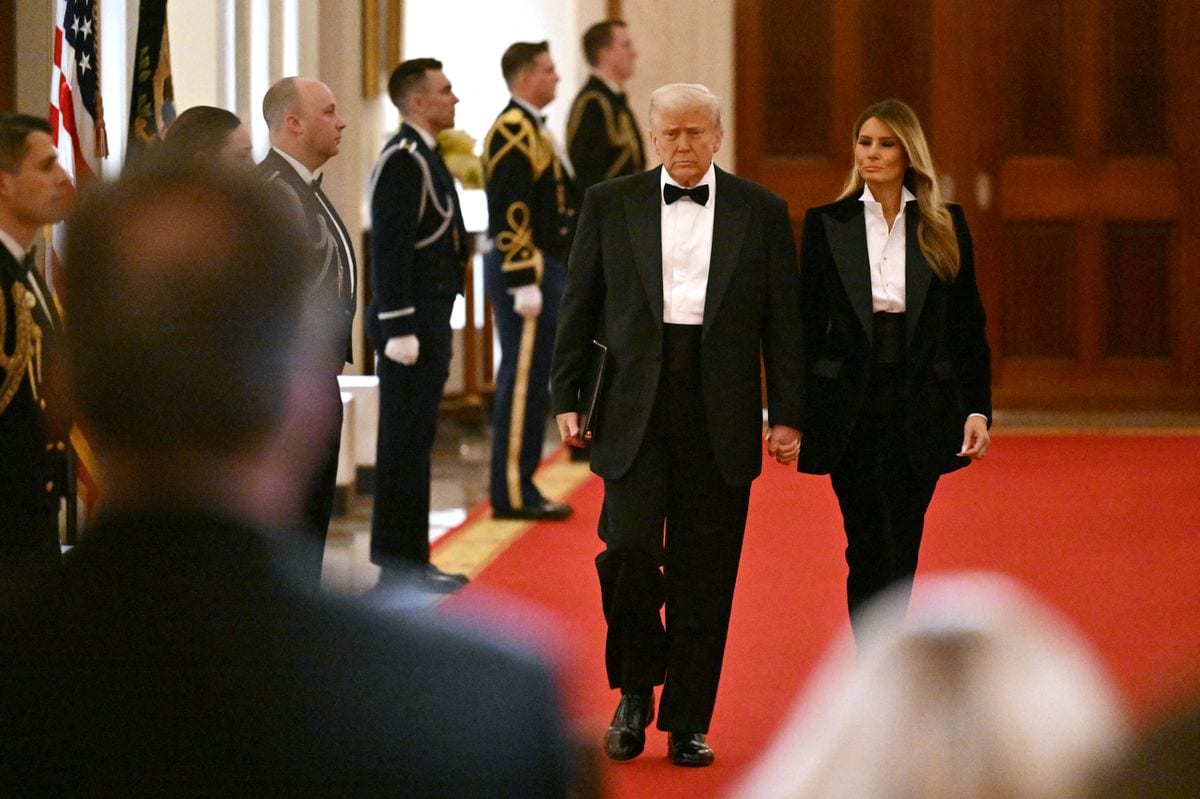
[650,106,723,188]
[293,80,346,168]
[603,26,637,83]
[0,131,72,241]
[417,69,458,134]
[522,52,560,109]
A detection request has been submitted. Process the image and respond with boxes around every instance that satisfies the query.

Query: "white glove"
[513,284,543,318]
[384,335,419,365]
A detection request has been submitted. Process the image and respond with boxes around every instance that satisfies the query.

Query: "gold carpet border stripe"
[433,458,593,579]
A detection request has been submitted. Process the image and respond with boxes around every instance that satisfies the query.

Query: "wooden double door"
[736,0,1200,410]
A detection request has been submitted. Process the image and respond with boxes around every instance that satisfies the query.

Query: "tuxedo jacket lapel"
[904,200,932,345]
[625,168,664,326]
[824,200,875,344]
[704,167,749,337]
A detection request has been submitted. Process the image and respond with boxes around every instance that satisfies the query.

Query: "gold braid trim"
[0,282,35,415]
[494,202,544,279]
[483,108,553,181]
[566,90,641,179]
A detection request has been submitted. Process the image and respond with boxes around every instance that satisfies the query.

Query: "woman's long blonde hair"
[838,99,961,283]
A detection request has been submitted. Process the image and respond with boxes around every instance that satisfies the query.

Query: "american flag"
[48,0,107,526]
[49,0,108,191]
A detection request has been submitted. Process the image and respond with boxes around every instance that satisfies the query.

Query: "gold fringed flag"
[126,0,175,162]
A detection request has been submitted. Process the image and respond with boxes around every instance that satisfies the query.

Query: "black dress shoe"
[420,565,469,592]
[603,690,654,761]
[492,501,573,521]
[667,732,714,767]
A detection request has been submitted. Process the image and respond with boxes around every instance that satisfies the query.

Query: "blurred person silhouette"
[159,105,255,170]
[1092,689,1200,798]
[0,162,580,795]
[731,572,1128,799]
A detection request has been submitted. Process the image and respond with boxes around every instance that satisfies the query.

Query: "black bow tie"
[663,183,709,206]
[310,174,324,189]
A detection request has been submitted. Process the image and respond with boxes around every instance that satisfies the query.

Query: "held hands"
[767,425,802,465]
[513,284,543,318]
[385,335,419,365]
[958,415,991,461]
[556,412,585,448]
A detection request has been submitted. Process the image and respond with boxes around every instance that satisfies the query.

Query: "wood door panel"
[736,0,1200,410]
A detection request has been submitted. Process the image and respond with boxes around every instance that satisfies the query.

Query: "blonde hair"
[732,573,1129,799]
[648,83,722,132]
[839,99,960,282]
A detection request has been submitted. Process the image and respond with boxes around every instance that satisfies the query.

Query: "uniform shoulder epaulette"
[566,90,615,143]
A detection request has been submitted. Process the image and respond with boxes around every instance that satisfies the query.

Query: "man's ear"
[284,111,304,138]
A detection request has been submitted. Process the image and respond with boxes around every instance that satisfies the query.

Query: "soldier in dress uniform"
[567,19,645,195]
[0,114,72,591]
[482,41,578,521]
[366,58,470,592]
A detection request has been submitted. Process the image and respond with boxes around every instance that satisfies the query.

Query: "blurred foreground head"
[63,162,334,522]
[733,572,1130,799]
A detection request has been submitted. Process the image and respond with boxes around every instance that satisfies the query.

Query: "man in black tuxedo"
[0,163,579,795]
[0,114,72,592]
[366,58,470,593]
[259,76,357,590]
[551,83,804,767]
[567,19,645,194]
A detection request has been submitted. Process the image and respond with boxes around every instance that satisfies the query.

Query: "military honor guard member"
[366,58,471,593]
[551,84,804,767]
[0,114,72,590]
[482,41,578,521]
[566,19,645,195]
[259,77,357,590]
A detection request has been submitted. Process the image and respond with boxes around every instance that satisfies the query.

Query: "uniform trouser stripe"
[506,316,539,509]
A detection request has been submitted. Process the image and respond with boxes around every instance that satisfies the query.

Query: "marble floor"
[321,408,1200,596]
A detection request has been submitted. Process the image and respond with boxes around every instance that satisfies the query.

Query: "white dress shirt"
[661,164,716,325]
[861,183,917,313]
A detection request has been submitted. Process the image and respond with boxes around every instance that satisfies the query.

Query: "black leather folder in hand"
[579,340,609,441]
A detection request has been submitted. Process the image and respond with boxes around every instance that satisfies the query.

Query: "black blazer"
[259,149,357,364]
[551,166,804,486]
[366,123,468,347]
[0,509,577,795]
[796,195,991,478]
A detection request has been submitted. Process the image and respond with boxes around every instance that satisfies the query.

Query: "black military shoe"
[667,732,714,767]
[603,689,655,761]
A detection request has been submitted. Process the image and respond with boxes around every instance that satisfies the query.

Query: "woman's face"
[855,116,907,193]
[218,124,255,171]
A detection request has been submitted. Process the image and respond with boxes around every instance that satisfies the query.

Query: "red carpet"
[445,434,1200,798]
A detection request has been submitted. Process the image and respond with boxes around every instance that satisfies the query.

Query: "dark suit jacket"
[797,195,991,478]
[566,76,645,194]
[259,149,357,365]
[551,166,805,486]
[0,247,68,515]
[0,509,577,795]
[366,123,468,348]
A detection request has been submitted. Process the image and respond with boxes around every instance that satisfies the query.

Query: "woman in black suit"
[798,99,992,636]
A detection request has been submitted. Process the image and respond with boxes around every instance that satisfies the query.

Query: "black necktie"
[663,183,710,206]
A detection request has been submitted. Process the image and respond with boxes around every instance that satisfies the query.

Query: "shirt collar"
[405,121,439,150]
[592,72,623,95]
[0,228,27,264]
[662,161,715,191]
[272,146,320,185]
[859,183,917,206]
[511,95,544,124]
